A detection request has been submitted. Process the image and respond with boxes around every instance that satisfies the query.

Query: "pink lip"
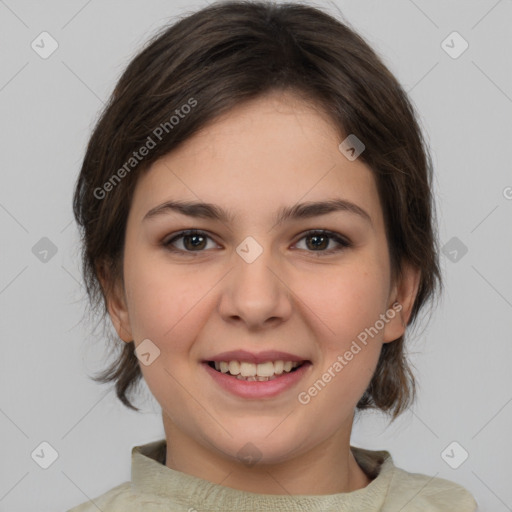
[202,361,312,399]
[204,350,308,364]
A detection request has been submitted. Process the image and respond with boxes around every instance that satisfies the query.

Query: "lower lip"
[203,362,312,399]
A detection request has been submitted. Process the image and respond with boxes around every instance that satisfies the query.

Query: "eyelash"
[162,229,352,256]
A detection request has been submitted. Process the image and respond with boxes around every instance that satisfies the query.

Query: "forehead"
[128,91,383,229]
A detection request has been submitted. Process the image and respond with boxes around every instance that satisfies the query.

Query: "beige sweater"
[67,439,477,511]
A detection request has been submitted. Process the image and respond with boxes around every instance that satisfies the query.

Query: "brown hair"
[73,0,442,420]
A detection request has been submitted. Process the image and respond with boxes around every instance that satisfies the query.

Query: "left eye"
[162,229,352,254]
[294,230,352,253]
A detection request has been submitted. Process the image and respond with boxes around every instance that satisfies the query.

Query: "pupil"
[308,234,327,250]
[185,234,205,250]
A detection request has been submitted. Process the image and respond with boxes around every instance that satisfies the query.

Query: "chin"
[209,428,310,466]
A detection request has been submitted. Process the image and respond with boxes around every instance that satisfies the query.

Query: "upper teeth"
[214,360,301,377]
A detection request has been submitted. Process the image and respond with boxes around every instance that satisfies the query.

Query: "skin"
[103,90,420,495]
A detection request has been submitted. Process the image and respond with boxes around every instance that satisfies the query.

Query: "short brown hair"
[73,0,442,420]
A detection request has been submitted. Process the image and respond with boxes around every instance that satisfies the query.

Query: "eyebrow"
[143,198,372,227]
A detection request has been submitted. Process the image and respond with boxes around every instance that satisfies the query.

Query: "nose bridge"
[233,235,280,299]
[218,235,291,326]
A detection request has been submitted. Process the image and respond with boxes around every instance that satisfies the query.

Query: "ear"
[382,262,421,344]
[97,261,133,343]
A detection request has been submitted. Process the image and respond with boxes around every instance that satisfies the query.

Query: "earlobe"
[107,292,133,343]
[97,262,133,343]
[382,263,421,344]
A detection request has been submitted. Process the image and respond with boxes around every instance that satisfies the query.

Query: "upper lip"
[204,350,309,364]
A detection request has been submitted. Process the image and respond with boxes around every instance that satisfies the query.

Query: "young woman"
[68,1,477,510]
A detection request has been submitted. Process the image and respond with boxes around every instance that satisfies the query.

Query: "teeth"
[273,360,284,375]
[255,361,275,377]
[211,360,302,379]
[240,362,257,377]
[236,374,277,381]
[228,361,241,375]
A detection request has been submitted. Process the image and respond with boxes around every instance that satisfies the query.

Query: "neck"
[162,415,371,495]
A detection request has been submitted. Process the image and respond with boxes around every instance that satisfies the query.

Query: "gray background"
[1,0,511,510]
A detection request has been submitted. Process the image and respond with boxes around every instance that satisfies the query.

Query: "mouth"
[202,357,312,399]
[206,359,309,381]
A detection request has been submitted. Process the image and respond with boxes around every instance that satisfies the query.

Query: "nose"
[217,241,293,330]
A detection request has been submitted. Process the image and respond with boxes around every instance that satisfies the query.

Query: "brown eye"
[305,233,329,250]
[182,233,207,250]
[294,230,352,254]
[163,230,218,253]
[162,229,351,256]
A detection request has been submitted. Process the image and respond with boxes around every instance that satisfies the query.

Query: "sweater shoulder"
[383,465,478,511]
[66,482,136,512]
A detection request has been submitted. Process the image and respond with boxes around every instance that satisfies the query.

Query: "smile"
[203,360,312,399]
[208,360,304,381]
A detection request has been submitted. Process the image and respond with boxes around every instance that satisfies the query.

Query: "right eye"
[162,230,221,254]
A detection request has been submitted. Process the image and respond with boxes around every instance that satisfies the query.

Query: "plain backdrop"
[0,0,511,510]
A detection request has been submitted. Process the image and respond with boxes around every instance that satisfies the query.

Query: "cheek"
[296,261,389,349]
[123,250,215,348]
[123,257,210,399]
[292,257,389,408]
[295,272,386,419]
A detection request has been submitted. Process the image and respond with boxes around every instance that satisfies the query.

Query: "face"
[107,90,419,467]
